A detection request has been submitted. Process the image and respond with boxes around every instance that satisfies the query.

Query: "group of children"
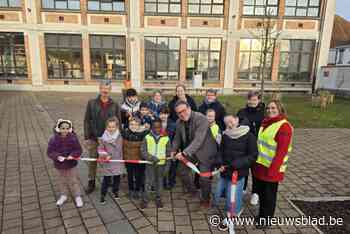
[47,88,258,219]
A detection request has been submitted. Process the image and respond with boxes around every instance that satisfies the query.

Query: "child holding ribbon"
[97,117,125,204]
[47,119,83,208]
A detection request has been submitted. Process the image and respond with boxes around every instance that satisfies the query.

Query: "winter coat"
[97,133,125,176]
[84,96,121,140]
[161,119,176,142]
[216,126,258,179]
[237,103,265,137]
[168,94,197,122]
[198,100,226,130]
[47,133,82,170]
[122,128,149,160]
[120,99,141,128]
[172,111,218,165]
[252,114,293,182]
[147,100,167,117]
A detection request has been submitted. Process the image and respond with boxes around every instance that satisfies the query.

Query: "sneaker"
[250,193,259,206]
[140,200,148,209]
[75,196,83,208]
[155,199,163,209]
[243,190,247,195]
[85,180,95,194]
[113,192,119,199]
[100,196,106,205]
[56,195,67,206]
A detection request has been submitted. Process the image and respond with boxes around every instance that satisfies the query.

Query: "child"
[120,88,141,128]
[141,118,171,209]
[147,90,166,117]
[122,117,149,199]
[47,119,83,208]
[97,117,125,204]
[138,102,154,131]
[206,109,222,144]
[159,106,176,189]
[213,115,258,230]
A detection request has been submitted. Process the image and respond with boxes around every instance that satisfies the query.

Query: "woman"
[237,91,265,205]
[252,100,293,228]
[168,84,197,122]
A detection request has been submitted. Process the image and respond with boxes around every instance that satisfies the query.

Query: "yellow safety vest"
[145,134,169,165]
[256,119,292,172]
[210,124,220,139]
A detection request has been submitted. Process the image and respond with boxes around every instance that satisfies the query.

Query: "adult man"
[171,100,218,208]
[198,89,226,130]
[84,80,121,194]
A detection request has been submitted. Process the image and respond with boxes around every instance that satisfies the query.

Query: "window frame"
[284,0,321,18]
[187,0,225,16]
[89,34,127,80]
[242,0,280,17]
[238,38,275,81]
[186,37,222,81]
[278,39,315,82]
[144,36,181,81]
[41,0,81,11]
[87,0,125,13]
[144,0,181,15]
[0,0,21,8]
[0,32,28,79]
[45,33,84,80]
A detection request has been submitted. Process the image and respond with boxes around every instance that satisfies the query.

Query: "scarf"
[223,125,250,139]
[204,97,216,105]
[101,130,120,144]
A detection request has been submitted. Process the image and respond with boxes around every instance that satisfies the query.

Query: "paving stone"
[130,217,150,229]
[63,217,83,229]
[83,217,103,229]
[174,215,191,226]
[157,221,175,232]
[87,225,108,234]
[66,225,87,234]
[106,220,137,234]
[44,217,63,229]
[175,225,193,234]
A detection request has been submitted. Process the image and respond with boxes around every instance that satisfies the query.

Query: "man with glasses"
[84,80,121,194]
[171,100,218,208]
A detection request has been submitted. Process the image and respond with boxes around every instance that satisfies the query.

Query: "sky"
[336,0,350,20]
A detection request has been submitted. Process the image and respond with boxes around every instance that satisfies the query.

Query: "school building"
[0,0,335,93]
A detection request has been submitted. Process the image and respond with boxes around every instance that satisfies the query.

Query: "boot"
[85,180,95,194]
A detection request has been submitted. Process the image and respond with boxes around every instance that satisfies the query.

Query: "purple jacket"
[47,133,82,170]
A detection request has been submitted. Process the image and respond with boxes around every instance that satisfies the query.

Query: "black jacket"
[198,100,226,130]
[168,94,197,122]
[84,96,121,140]
[216,130,258,179]
[237,103,265,137]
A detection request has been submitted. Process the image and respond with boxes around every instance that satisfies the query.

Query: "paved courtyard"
[0,91,350,234]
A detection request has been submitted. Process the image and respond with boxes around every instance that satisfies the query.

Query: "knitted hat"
[55,119,73,133]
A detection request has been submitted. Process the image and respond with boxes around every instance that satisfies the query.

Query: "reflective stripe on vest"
[256,119,292,172]
[210,124,220,139]
[145,134,169,165]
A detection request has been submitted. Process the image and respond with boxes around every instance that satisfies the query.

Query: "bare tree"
[248,9,281,101]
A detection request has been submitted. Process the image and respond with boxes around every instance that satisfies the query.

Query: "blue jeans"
[213,176,245,215]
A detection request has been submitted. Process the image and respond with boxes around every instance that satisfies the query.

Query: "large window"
[144,37,180,80]
[0,0,21,8]
[88,0,124,12]
[279,40,315,81]
[0,33,27,79]
[188,0,224,15]
[243,0,279,16]
[90,35,126,80]
[42,0,80,10]
[45,34,83,79]
[238,39,274,80]
[186,38,221,81]
[285,0,320,17]
[144,0,181,14]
